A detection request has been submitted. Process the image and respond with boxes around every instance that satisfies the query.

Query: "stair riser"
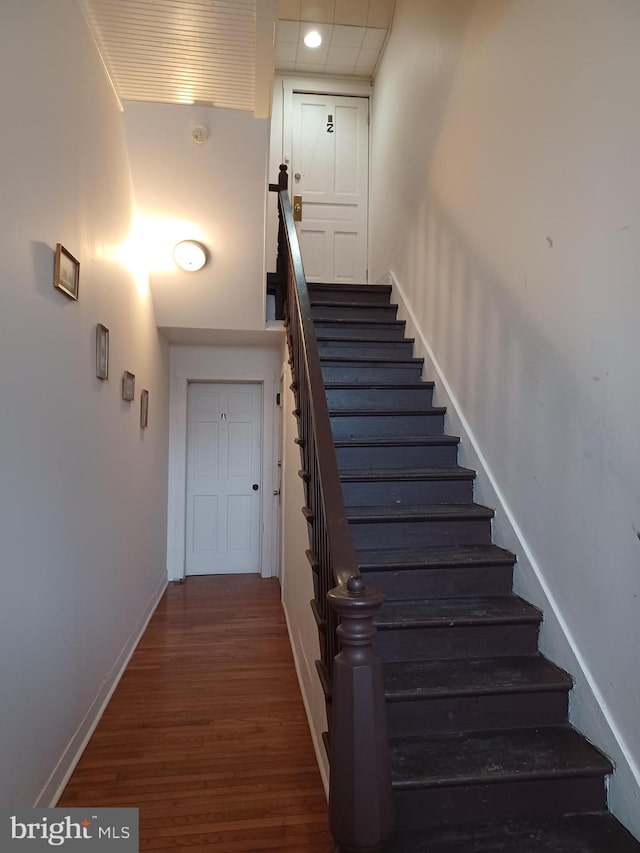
[393,776,607,831]
[342,478,473,506]
[386,691,569,738]
[332,413,444,438]
[308,286,391,304]
[326,387,434,410]
[314,323,406,340]
[375,624,540,662]
[349,518,492,549]
[336,444,460,469]
[319,341,415,358]
[312,305,398,321]
[360,565,514,599]
[322,365,424,383]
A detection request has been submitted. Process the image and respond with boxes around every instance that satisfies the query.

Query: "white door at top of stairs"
[291,92,369,284]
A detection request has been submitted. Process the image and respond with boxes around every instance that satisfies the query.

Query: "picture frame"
[140,390,149,429]
[95,324,109,380]
[54,243,80,300]
[122,371,135,402]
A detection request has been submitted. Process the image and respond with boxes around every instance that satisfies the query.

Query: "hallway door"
[291,93,369,283]
[185,382,262,575]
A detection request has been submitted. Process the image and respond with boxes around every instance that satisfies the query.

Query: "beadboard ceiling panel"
[81,0,265,111]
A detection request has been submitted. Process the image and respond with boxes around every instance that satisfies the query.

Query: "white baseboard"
[36,574,168,807]
[389,267,640,837]
[282,597,329,799]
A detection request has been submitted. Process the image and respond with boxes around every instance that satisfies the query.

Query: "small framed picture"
[122,371,135,401]
[140,390,149,429]
[54,243,80,300]
[96,324,109,380]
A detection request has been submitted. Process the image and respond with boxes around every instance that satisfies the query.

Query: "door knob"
[252,484,259,491]
[294,172,301,181]
[273,489,280,496]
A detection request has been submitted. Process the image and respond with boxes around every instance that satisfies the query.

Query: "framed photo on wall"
[122,371,135,402]
[140,390,149,429]
[96,324,109,380]
[54,243,80,300]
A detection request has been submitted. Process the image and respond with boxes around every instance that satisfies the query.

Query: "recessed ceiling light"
[173,240,208,272]
[304,30,322,48]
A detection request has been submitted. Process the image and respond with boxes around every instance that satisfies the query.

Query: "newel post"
[276,164,288,314]
[327,576,394,853]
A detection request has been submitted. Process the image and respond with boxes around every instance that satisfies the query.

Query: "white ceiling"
[81,0,275,113]
[279,0,394,27]
[276,0,395,77]
[80,0,395,114]
[277,21,387,77]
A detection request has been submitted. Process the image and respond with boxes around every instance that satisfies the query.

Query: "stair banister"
[269,165,394,852]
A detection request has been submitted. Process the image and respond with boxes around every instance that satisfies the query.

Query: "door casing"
[185,381,262,576]
[166,345,282,582]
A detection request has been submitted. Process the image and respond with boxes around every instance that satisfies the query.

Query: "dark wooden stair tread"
[341,467,475,483]
[317,334,416,344]
[346,503,494,522]
[324,381,432,389]
[309,282,391,293]
[314,317,405,326]
[383,656,572,701]
[358,543,515,570]
[334,434,460,447]
[390,726,612,790]
[331,407,446,417]
[375,595,541,629]
[311,299,399,308]
[321,356,423,367]
[384,814,640,852]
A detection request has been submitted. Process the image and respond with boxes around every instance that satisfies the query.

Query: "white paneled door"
[185,382,262,575]
[291,93,369,283]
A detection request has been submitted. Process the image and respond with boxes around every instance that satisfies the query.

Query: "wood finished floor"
[58,574,333,852]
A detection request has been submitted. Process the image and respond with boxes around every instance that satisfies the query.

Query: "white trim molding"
[167,344,283,582]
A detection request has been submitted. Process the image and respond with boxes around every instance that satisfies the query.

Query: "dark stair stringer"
[304,282,639,851]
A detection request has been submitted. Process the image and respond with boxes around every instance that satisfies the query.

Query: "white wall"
[0,0,170,807]
[280,365,329,794]
[123,102,271,332]
[167,344,284,581]
[370,0,640,835]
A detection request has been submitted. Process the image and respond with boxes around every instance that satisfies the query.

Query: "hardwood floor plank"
[59,575,332,851]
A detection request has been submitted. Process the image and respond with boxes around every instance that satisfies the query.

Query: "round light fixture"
[304,30,322,48]
[173,240,208,272]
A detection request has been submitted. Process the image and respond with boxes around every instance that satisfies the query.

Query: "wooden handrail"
[269,165,394,852]
[278,190,359,586]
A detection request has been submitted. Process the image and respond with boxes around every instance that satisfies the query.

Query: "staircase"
[308,282,640,852]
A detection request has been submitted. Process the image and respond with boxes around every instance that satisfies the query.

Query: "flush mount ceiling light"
[303,30,322,48]
[173,240,208,272]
